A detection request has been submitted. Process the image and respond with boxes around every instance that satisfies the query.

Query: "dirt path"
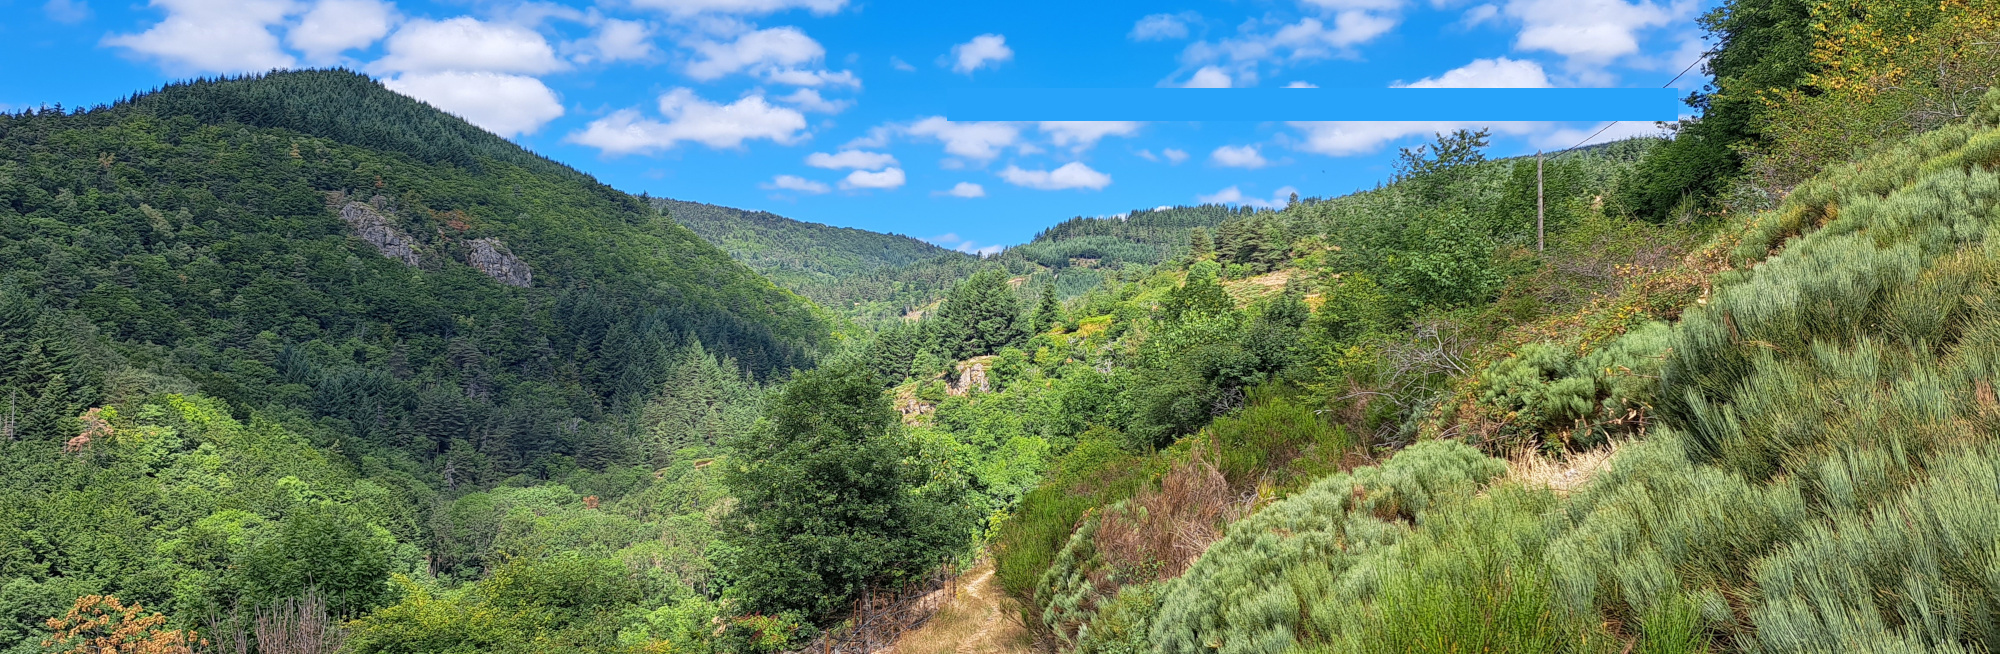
[885,561,1039,654]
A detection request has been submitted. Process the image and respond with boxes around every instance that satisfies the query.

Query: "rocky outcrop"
[467,238,532,287]
[338,198,421,267]
[949,356,996,396]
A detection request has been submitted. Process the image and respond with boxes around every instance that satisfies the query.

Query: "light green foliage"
[1479,321,1672,446]
[1148,440,1507,654]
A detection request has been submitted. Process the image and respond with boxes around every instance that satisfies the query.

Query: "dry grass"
[1223,269,1293,306]
[886,562,1039,654]
[1506,443,1618,495]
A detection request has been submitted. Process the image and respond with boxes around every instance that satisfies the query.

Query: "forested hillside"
[648,197,970,319]
[6,0,1998,651]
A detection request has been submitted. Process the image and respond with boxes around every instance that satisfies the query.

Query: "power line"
[1551,50,1713,158]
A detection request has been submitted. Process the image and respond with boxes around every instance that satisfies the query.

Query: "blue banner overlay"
[944,88,1681,122]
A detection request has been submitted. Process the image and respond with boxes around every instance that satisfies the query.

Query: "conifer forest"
[5,0,2000,652]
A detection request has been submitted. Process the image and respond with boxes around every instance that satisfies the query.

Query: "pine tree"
[934,269,1026,359]
[1032,281,1062,334]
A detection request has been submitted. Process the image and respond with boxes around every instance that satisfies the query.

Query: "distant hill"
[650,197,973,318]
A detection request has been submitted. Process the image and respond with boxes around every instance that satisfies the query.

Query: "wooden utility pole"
[1536,150,1546,253]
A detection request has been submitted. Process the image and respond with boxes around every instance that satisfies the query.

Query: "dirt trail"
[885,561,1038,654]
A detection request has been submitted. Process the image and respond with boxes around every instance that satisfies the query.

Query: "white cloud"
[999,162,1111,191]
[1301,0,1406,8]
[1504,0,1681,70]
[1532,120,1669,149]
[761,68,861,87]
[1040,121,1142,149]
[1177,12,1398,86]
[685,26,821,80]
[1183,66,1233,88]
[763,174,830,193]
[627,0,845,18]
[776,88,850,113]
[1285,80,1319,88]
[44,0,91,23]
[939,182,985,198]
[927,233,1003,255]
[1136,149,1159,161]
[373,17,564,75]
[288,0,394,63]
[1211,144,1269,168]
[382,71,564,137]
[1458,3,1500,27]
[1163,148,1190,164]
[568,88,807,155]
[1287,120,1550,156]
[1131,12,1195,40]
[907,117,1021,161]
[573,18,657,64]
[806,149,896,170]
[1198,185,1299,209]
[890,56,916,71]
[1401,56,1551,87]
[104,0,298,74]
[950,34,1013,74]
[840,167,906,190]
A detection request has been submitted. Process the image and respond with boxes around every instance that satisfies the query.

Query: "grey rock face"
[339,200,421,267]
[467,237,532,287]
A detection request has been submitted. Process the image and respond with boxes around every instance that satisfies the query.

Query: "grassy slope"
[1007,92,2000,654]
[651,197,967,311]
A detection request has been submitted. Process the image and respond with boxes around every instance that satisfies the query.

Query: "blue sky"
[2,0,1715,253]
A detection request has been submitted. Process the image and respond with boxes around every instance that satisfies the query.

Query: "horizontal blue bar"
[944,88,1680,122]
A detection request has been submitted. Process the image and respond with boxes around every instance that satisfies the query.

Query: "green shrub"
[1148,440,1506,654]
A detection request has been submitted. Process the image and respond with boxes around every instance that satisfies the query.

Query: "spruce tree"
[1031,281,1061,334]
[933,269,1026,360]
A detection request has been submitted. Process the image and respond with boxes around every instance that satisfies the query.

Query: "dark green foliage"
[720,363,967,619]
[117,69,586,182]
[0,283,101,441]
[651,196,972,321]
[934,269,1027,360]
[0,70,827,477]
[235,507,392,615]
[1612,0,1816,220]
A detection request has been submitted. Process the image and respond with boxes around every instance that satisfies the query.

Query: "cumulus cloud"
[1177,12,1397,86]
[1183,66,1233,88]
[1130,12,1196,40]
[572,18,657,64]
[569,88,807,155]
[288,0,394,63]
[761,68,860,87]
[685,26,820,79]
[1504,0,1681,71]
[890,56,916,71]
[627,0,846,18]
[1285,80,1319,88]
[104,0,298,73]
[1210,144,1269,168]
[776,88,850,113]
[906,117,1021,161]
[382,71,564,137]
[1282,57,1565,156]
[999,162,1111,191]
[840,167,905,190]
[1163,148,1191,164]
[806,149,896,170]
[949,34,1012,74]
[1532,120,1669,149]
[763,174,830,193]
[1198,185,1299,209]
[938,182,985,198]
[1040,121,1142,149]
[1400,56,1551,87]
[373,17,564,75]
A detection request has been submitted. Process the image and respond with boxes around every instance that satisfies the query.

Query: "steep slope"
[0,68,828,449]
